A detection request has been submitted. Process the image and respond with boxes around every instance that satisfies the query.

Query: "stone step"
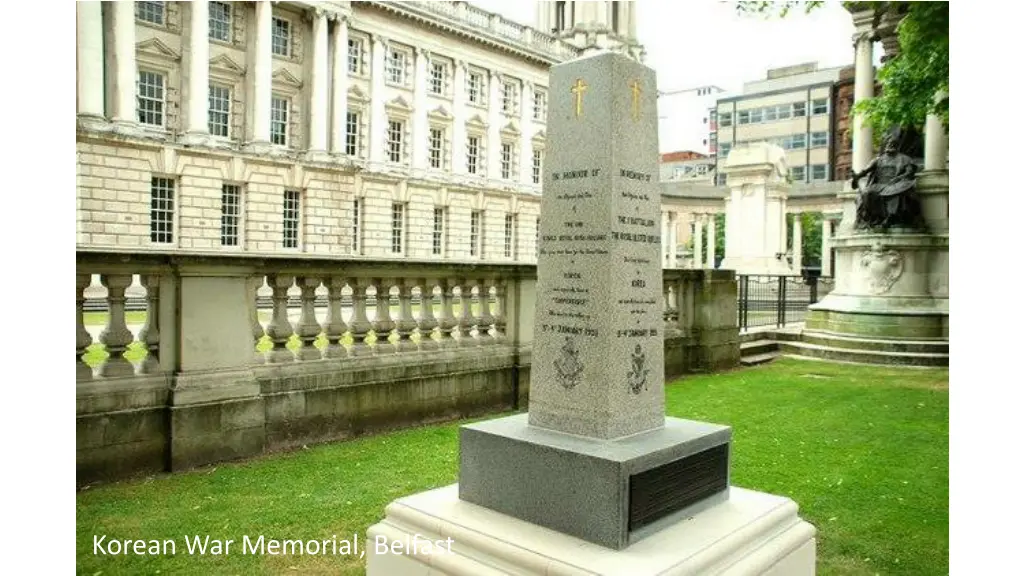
[800,331,948,354]
[740,339,778,357]
[740,351,780,366]
[778,341,948,367]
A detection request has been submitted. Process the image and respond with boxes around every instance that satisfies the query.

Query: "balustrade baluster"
[372,278,397,355]
[77,274,93,380]
[99,274,136,377]
[417,279,439,351]
[437,279,457,348]
[296,276,323,361]
[249,275,267,364]
[476,278,495,345]
[348,278,373,356]
[265,274,296,363]
[395,280,418,353]
[457,279,477,347]
[322,277,348,359]
[493,278,508,344]
[137,274,162,374]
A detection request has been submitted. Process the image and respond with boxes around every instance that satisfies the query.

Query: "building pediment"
[271,68,303,88]
[385,96,413,114]
[532,129,546,142]
[136,38,180,61]
[428,105,453,121]
[500,121,520,137]
[348,85,370,104]
[210,53,245,75]
[466,113,488,130]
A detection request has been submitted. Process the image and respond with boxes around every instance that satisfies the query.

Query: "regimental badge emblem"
[627,344,650,395]
[554,336,584,390]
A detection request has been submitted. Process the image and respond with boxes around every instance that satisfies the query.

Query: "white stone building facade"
[76,1,642,263]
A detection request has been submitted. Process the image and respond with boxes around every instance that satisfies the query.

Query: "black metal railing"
[736,274,834,331]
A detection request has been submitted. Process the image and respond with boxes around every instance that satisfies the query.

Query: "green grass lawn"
[76,358,948,575]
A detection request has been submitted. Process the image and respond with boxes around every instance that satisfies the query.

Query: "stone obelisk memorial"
[367,52,817,575]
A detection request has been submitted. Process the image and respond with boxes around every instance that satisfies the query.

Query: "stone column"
[412,48,429,170]
[110,0,137,127]
[249,0,273,146]
[330,15,350,155]
[925,91,948,171]
[308,8,330,155]
[661,212,670,267]
[693,214,704,270]
[821,219,832,276]
[852,31,875,172]
[791,214,803,273]
[667,212,678,268]
[487,70,503,179]
[369,35,388,164]
[184,0,211,142]
[628,1,638,39]
[452,60,468,175]
[520,81,533,185]
[77,1,105,121]
[706,214,717,269]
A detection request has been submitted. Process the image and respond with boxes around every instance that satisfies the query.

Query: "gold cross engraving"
[630,79,642,121]
[571,78,588,119]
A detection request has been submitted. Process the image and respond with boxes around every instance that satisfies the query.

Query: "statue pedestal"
[807,231,947,340]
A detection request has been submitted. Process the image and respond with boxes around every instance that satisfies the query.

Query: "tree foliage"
[735,1,949,134]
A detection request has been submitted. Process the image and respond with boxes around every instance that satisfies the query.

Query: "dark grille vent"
[628,443,729,532]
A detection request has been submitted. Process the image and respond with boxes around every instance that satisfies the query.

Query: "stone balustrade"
[77,250,738,484]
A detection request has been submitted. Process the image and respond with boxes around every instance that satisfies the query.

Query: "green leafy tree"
[735,1,949,134]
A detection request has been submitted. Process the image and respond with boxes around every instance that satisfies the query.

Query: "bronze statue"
[851,128,925,231]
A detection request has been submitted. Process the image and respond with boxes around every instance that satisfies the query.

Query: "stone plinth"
[367,484,817,576]
[719,143,796,276]
[459,414,731,549]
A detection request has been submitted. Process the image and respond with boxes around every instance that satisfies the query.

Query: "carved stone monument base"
[807,232,948,340]
[367,484,817,576]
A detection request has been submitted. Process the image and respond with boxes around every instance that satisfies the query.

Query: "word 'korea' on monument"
[458,50,732,550]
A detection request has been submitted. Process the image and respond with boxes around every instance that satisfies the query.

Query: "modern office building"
[714,62,845,185]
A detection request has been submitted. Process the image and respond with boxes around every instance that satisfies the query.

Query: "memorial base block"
[458,414,732,549]
[366,484,817,576]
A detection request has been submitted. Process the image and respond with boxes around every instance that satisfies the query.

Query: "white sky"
[469,0,860,95]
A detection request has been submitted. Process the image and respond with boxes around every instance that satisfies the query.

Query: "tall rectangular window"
[136,1,165,25]
[811,164,829,181]
[271,96,289,145]
[386,49,406,84]
[467,136,480,174]
[208,85,231,137]
[430,62,446,95]
[137,70,165,126]
[468,72,482,104]
[272,17,291,56]
[150,177,175,244]
[763,106,778,122]
[391,203,405,254]
[347,38,362,74]
[533,89,547,121]
[719,111,732,127]
[532,148,542,184]
[429,127,444,169]
[504,214,515,258]
[719,142,732,157]
[209,2,232,42]
[737,110,750,125]
[778,104,792,120]
[433,207,445,256]
[790,165,806,182]
[749,108,763,123]
[387,120,404,163]
[502,81,518,114]
[789,133,806,149]
[470,210,481,257]
[793,102,807,117]
[811,131,829,148]
[812,98,829,115]
[345,111,359,156]
[220,184,241,246]
[352,199,361,254]
[500,142,513,179]
[283,190,301,249]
